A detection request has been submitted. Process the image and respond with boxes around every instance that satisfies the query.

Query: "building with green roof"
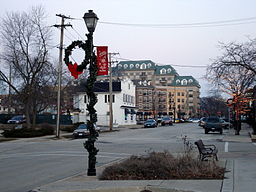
[97,60,200,119]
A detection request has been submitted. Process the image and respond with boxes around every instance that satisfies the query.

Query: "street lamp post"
[64,10,99,176]
[82,10,99,176]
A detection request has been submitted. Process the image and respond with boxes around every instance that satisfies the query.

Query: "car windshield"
[11,116,23,120]
[146,119,155,122]
[163,117,171,120]
[77,124,88,129]
[207,118,220,123]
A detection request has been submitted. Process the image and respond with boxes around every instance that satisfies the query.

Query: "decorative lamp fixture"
[83,10,99,33]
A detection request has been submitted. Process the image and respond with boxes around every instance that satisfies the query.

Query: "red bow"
[67,63,83,79]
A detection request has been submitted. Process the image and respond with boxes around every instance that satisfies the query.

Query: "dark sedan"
[161,116,173,126]
[72,124,100,139]
[144,119,157,128]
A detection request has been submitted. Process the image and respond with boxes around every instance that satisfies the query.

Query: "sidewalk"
[29,124,255,192]
[221,123,256,192]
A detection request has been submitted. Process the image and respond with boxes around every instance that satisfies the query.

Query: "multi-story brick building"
[98,60,200,119]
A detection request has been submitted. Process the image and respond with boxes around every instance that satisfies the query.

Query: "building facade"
[98,60,200,119]
[73,79,137,126]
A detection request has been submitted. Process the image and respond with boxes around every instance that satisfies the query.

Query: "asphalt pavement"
[29,123,256,192]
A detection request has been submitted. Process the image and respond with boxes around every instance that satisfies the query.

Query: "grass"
[99,151,225,180]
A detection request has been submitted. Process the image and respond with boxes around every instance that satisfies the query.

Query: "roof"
[132,80,155,88]
[155,65,178,76]
[116,60,156,71]
[171,76,200,87]
[75,81,121,93]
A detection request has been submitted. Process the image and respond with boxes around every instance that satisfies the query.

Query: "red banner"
[96,46,108,76]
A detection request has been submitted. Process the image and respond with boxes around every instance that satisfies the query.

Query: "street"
[0,122,255,192]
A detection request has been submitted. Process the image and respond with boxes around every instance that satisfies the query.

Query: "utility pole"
[54,14,72,138]
[108,52,119,131]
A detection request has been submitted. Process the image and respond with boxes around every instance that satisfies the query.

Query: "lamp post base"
[87,168,96,176]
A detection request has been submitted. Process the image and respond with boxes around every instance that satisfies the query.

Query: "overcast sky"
[1,0,256,96]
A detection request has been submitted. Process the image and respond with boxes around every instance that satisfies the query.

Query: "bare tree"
[0,6,56,128]
[207,40,256,95]
[207,40,256,134]
[200,96,228,117]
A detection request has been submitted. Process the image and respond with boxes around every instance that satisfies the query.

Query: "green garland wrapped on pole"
[63,10,99,176]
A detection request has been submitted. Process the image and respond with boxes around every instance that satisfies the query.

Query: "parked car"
[156,117,162,124]
[144,119,157,128]
[188,118,200,123]
[198,117,207,127]
[7,115,26,124]
[220,119,232,129]
[161,116,173,126]
[72,124,100,139]
[174,118,184,123]
[204,116,223,134]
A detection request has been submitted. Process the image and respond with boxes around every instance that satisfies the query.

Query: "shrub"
[2,124,54,138]
[99,151,225,180]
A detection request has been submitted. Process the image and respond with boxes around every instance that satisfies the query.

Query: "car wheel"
[220,130,223,134]
[204,129,208,134]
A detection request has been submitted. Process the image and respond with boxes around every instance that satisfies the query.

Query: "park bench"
[194,139,218,161]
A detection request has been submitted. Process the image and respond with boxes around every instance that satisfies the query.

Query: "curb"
[221,160,234,192]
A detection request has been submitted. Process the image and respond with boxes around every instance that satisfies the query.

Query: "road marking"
[0,151,131,160]
[225,142,229,152]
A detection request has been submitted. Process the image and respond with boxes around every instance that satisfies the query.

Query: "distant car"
[174,118,184,123]
[188,118,200,123]
[204,116,223,134]
[156,117,162,124]
[220,119,232,129]
[7,115,26,124]
[198,117,207,127]
[161,116,173,126]
[144,119,157,128]
[72,124,100,139]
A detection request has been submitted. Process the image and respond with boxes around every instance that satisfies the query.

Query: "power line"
[113,57,208,68]
[99,16,256,28]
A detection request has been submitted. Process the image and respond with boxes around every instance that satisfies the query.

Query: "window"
[182,92,185,96]
[141,63,147,69]
[181,79,187,85]
[105,95,108,103]
[177,92,180,96]
[160,68,166,74]
[123,94,126,102]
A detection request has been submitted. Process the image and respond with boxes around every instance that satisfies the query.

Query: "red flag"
[96,46,108,76]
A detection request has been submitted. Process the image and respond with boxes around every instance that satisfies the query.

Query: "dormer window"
[130,64,134,68]
[160,68,167,74]
[140,63,147,69]
[176,79,180,84]
[181,79,188,85]
[167,68,172,73]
